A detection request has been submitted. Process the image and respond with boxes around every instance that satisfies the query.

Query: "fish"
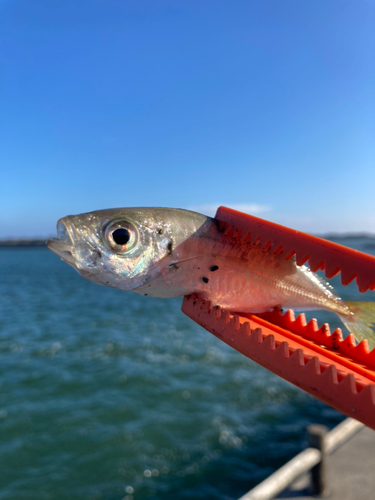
[47,207,375,347]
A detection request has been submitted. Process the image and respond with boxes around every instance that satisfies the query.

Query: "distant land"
[0,239,49,248]
[321,233,375,240]
[0,233,374,248]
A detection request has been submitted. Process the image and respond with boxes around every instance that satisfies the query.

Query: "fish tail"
[340,301,375,350]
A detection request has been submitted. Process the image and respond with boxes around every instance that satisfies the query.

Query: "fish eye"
[104,221,138,254]
[112,228,130,245]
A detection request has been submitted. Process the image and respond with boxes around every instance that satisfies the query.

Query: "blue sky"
[1,0,374,237]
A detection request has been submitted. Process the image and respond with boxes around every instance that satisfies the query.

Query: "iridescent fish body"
[47,207,375,346]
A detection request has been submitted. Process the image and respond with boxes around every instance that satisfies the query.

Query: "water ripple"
[1,243,373,499]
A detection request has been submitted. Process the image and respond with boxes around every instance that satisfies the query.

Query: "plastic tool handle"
[181,206,375,429]
[215,206,375,292]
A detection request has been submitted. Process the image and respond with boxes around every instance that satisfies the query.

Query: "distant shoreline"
[0,239,48,248]
[0,233,374,249]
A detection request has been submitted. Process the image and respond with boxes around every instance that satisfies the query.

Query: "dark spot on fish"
[144,294,148,296]
[210,265,219,272]
[166,241,173,255]
[202,277,209,283]
[157,228,163,235]
[198,267,200,270]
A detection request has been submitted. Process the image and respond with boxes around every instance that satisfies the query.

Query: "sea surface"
[1,237,375,500]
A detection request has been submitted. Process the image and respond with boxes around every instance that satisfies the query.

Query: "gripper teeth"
[340,271,357,286]
[289,348,305,367]
[181,296,375,429]
[284,309,295,322]
[213,306,222,320]
[222,310,231,325]
[296,254,309,266]
[305,356,321,376]
[232,315,241,331]
[283,249,295,260]
[309,259,325,272]
[325,265,341,279]
[260,334,276,352]
[262,240,272,251]
[367,349,375,366]
[241,232,251,244]
[295,313,307,329]
[239,321,252,338]
[215,206,375,294]
[338,373,358,394]
[320,364,338,385]
[274,341,290,359]
[355,339,370,355]
[256,307,375,369]
[345,334,357,348]
[318,323,331,337]
[357,384,375,405]
[250,328,263,345]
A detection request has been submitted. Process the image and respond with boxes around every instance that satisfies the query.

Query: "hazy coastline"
[0,238,49,248]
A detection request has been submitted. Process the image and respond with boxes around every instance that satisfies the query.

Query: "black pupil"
[112,228,130,245]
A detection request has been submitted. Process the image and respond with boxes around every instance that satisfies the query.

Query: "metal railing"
[238,418,364,500]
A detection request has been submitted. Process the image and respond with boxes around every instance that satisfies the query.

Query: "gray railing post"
[237,418,363,500]
[307,424,329,497]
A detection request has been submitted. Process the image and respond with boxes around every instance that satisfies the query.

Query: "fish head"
[47,207,210,292]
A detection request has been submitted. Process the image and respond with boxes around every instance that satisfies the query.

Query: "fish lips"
[46,238,76,266]
[46,219,76,267]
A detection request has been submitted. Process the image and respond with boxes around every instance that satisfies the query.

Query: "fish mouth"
[46,219,76,267]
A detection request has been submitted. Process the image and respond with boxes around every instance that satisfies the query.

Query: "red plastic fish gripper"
[181,206,375,429]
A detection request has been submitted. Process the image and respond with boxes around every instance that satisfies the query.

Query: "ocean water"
[1,238,374,500]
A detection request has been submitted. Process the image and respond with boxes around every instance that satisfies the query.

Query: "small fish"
[47,207,375,347]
